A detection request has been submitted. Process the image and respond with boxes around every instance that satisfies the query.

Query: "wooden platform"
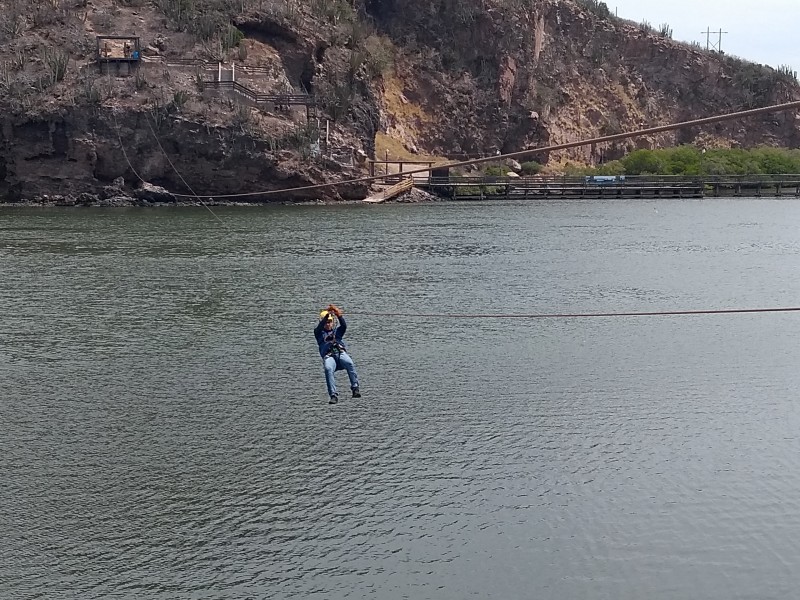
[414,175,800,200]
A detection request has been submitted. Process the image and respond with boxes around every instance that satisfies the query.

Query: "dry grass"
[380,70,433,127]
[375,132,442,163]
[375,70,450,167]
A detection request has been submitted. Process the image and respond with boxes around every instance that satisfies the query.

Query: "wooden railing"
[410,173,800,200]
[419,174,800,188]
[140,56,273,75]
[200,79,315,107]
[381,177,413,200]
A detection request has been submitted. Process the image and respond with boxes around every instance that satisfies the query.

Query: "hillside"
[0,0,798,203]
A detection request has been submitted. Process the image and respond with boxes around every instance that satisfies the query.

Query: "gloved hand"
[328,304,343,317]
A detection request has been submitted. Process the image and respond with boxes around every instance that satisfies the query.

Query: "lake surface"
[2,198,800,599]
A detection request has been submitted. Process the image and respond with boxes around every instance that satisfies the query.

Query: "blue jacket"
[314,315,348,357]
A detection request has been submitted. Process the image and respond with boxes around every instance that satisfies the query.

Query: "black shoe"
[329,394,339,404]
[351,387,361,398]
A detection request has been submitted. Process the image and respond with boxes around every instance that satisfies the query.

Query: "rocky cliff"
[365,0,800,166]
[0,0,798,203]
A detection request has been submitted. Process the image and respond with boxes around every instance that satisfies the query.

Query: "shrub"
[520,161,542,175]
[602,146,800,176]
[222,25,244,51]
[172,90,190,111]
[42,47,68,85]
[621,149,663,174]
[594,160,625,175]
[134,69,147,90]
[777,64,798,82]
[309,0,354,25]
[317,68,353,122]
[364,35,394,79]
[0,6,26,39]
[575,0,612,19]
[484,166,504,177]
[663,146,702,175]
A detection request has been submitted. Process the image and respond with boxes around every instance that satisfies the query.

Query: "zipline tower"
[96,35,141,76]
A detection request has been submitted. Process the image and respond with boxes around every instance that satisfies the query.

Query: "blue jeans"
[323,352,359,397]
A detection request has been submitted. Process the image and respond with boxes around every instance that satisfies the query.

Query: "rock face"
[0,1,374,203]
[0,108,367,203]
[0,0,798,202]
[364,0,800,163]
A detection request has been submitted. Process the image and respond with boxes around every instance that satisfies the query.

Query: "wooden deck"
[413,175,800,200]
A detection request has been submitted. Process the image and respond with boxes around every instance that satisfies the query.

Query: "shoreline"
[0,186,443,207]
[3,187,795,208]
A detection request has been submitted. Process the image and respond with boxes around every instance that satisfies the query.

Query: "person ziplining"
[314,304,361,404]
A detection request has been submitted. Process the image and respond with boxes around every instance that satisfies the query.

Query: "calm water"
[2,198,800,599]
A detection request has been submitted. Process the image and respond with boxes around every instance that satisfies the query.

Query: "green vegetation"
[154,0,248,46]
[364,35,395,79]
[42,47,68,86]
[309,0,354,24]
[265,122,320,158]
[520,161,543,175]
[777,64,798,81]
[570,146,800,176]
[150,0,393,124]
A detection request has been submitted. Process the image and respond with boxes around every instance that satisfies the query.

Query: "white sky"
[609,0,800,74]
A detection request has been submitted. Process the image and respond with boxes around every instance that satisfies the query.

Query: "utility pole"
[701,27,728,52]
[716,28,728,53]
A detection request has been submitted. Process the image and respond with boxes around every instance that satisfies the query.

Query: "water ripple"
[3,200,800,599]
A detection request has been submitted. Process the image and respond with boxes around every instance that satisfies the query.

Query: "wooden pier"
[413,174,800,200]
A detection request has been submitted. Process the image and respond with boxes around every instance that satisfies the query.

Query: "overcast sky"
[609,0,800,74]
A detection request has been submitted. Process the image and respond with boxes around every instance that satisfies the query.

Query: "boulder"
[101,184,124,200]
[134,182,175,203]
[77,192,99,205]
[506,159,522,172]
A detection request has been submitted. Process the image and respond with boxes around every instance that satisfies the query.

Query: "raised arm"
[314,318,327,337]
[326,304,347,338]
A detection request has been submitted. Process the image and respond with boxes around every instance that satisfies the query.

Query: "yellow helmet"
[319,310,333,321]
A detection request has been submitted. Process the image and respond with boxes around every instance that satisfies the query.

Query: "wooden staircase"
[363,178,414,204]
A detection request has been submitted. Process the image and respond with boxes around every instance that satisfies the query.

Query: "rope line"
[106,68,225,224]
[347,307,800,319]
[171,99,800,199]
[142,114,226,226]
[111,106,148,186]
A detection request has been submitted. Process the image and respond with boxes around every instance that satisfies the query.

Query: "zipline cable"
[170,99,800,199]
[345,306,800,319]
